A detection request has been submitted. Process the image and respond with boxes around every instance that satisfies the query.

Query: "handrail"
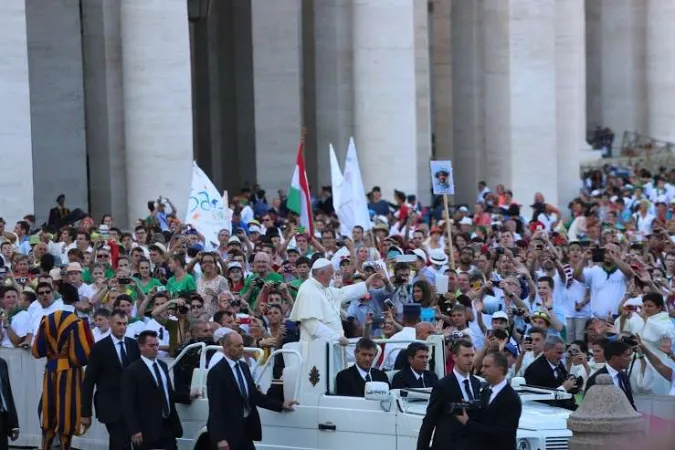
[253,348,303,402]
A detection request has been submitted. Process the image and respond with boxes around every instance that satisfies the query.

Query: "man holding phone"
[572,243,633,319]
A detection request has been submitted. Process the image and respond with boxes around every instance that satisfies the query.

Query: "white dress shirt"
[605,364,622,389]
[487,378,508,404]
[453,368,475,400]
[110,335,126,363]
[92,327,111,342]
[140,355,170,410]
[356,365,371,381]
[224,355,251,417]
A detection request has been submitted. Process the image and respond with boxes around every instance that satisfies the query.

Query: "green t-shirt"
[289,278,307,299]
[240,272,283,308]
[166,274,197,296]
[82,266,115,284]
[137,277,163,295]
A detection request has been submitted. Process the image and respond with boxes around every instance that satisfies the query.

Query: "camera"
[511,306,525,317]
[252,278,265,288]
[523,336,532,345]
[270,281,281,288]
[117,277,132,285]
[230,299,241,308]
[178,305,190,315]
[448,400,484,415]
[16,277,27,285]
[621,335,638,347]
[566,374,584,394]
[394,276,406,285]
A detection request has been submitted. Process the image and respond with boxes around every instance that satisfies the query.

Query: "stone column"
[0,0,34,224]
[431,0,453,167]
[568,375,643,449]
[250,0,304,193]
[556,0,586,211]
[585,0,602,130]
[451,0,485,204]
[482,0,558,210]
[599,0,647,141]
[25,0,88,222]
[646,0,675,142]
[120,0,194,224]
[313,0,354,186]
[81,0,128,226]
[353,0,432,202]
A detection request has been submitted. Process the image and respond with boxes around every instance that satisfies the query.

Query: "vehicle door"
[317,394,397,450]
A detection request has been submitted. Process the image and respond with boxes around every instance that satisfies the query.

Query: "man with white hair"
[290,258,383,344]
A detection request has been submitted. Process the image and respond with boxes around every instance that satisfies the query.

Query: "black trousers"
[212,442,255,450]
[105,420,131,450]
[0,412,7,450]
[136,420,177,450]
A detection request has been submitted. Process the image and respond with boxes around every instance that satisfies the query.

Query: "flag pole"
[443,194,455,270]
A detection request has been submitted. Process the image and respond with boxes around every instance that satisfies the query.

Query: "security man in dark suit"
[392,342,439,389]
[454,351,522,450]
[81,310,141,450]
[417,339,481,450]
[585,340,635,409]
[524,336,577,409]
[0,357,19,450]
[121,330,197,450]
[207,331,298,450]
[336,337,390,397]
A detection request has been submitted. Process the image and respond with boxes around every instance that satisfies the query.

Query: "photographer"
[524,336,578,410]
[240,252,283,309]
[417,339,481,450]
[390,262,413,316]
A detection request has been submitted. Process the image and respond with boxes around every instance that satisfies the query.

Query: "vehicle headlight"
[517,438,531,450]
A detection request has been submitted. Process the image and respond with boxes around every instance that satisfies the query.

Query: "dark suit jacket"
[82,336,140,423]
[0,358,19,435]
[417,372,482,450]
[524,356,576,409]
[464,383,522,450]
[335,365,390,397]
[207,358,284,448]
[585,366,636,410]
[121,358,189,443]
[392,368,439,390]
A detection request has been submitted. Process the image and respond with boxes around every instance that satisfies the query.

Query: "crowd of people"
[1,162,675,448]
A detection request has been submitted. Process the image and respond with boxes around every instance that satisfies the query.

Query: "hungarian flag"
[287,141,314,236]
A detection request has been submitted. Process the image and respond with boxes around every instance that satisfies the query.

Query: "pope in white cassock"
[290,258,383,344]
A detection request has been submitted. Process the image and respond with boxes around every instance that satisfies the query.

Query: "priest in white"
[290,258,383,343]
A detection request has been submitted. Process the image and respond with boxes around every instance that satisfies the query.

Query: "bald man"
[290,258,383,344]
[239,252,283,309]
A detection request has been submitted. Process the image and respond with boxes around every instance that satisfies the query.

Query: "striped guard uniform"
[32,309,94,450]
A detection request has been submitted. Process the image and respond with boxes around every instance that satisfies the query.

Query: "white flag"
[329,143,343,210]
[185,162,230,247]
[338,137,373,237]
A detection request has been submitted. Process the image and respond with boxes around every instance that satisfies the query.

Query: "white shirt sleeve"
[303,318,341,341]
[338,282,368,305]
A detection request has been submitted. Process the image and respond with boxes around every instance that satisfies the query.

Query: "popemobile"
[170,335,574,450]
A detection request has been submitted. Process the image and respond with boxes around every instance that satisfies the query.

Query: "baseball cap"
[492,311,509,321]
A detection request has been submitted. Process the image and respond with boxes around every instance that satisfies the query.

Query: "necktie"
[152,362,170,418]
[463,379,474,400]
[365,372,372,382]
[119,341,129,367]
[481,387,493,406]
[235,362,251,411]
[618,372,628,393]
[419,376,426,388]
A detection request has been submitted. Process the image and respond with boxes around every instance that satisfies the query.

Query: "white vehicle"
[170,336,573,450]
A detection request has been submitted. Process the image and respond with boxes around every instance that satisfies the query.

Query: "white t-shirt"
[92,327,111,342]
[1,310,31,348]
[583,266,627,317]
[564,279,591,319]
[30,300,65,336]
[633,212,655,236]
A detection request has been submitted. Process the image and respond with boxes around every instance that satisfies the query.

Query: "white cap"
[311,258,332,270]
[228,236,241,245]
[459,217,473,225]
[492,311,509,321]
